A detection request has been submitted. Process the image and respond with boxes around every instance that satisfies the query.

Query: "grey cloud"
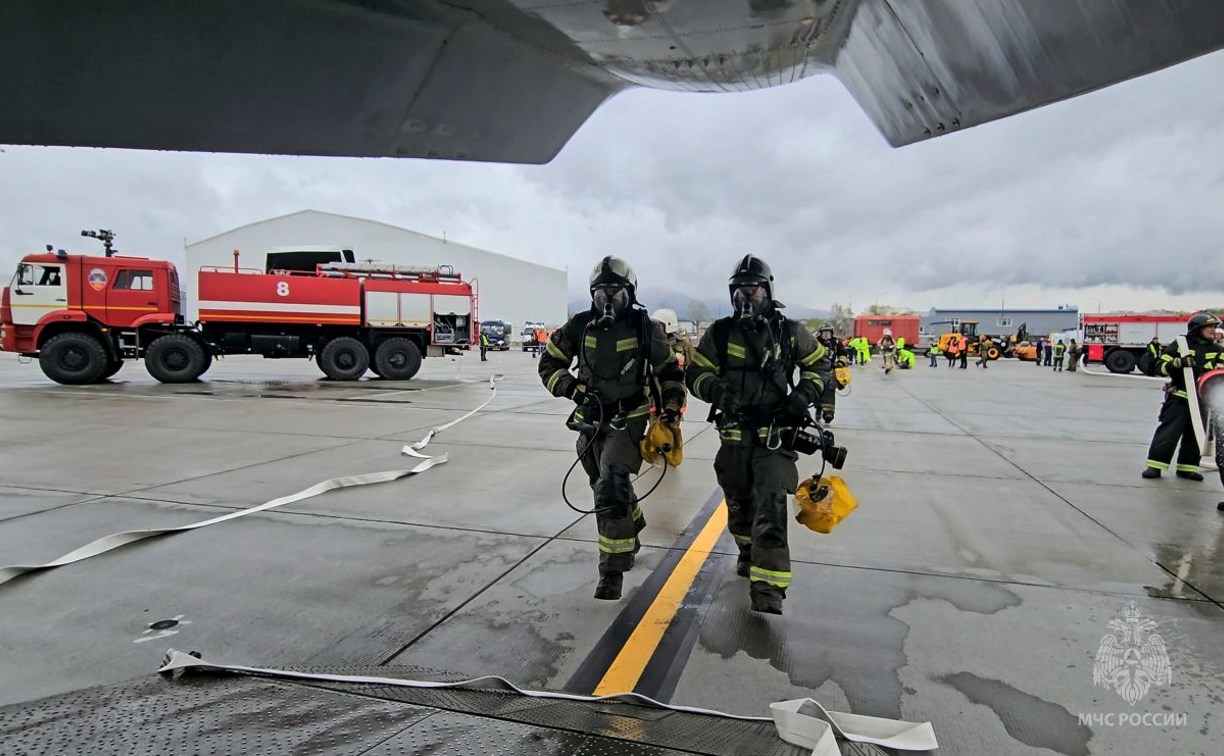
[2,49,1223,313]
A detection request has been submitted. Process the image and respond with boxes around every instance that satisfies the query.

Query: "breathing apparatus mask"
[592,285,630,327]
[732,284,770,322]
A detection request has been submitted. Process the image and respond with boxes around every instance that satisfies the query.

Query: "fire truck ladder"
[316,262,461,281]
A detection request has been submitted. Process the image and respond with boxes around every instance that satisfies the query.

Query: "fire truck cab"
[2,251,183,384]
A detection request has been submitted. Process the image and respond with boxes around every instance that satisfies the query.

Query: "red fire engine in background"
[1081,313,1185,373]
[1,231,477,384]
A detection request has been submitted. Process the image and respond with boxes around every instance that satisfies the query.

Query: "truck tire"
[39,332,108,385]
[374,338,422,380]
[987,346,1001,360]
[146,334,210,383]
[320,337,369,380]
[1105,348,1137,374]
[100,358,124,380]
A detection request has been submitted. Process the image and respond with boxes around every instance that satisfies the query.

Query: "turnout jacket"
[686,315,830,444]
[1159,337,1222,397]
[540,309,686,416]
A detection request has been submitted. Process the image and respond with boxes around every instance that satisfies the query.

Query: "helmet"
[652,308,680,335]
[728,255,774,319]
[589,256,637,323]
[882,328,893,337]
[589,255,637,294]
[1187,311,1221,336]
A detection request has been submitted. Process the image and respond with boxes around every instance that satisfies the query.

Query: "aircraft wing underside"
[1,0,1222,163]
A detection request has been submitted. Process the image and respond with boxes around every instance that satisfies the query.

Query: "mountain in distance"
[568,285,832,323]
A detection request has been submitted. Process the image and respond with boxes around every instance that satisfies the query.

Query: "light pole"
[1088,297,1102,314]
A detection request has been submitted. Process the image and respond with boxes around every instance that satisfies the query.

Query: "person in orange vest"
[532,326,547,358]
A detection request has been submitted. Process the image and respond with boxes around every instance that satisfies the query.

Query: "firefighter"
[539,256,686,600]
[1067,339,1080,373]
[1052,339,1067,371]
[686,255,831,615]
[652,307,695,366]
[815,326,844,422]
[878,329,897,374]
[1142,312,1223,480]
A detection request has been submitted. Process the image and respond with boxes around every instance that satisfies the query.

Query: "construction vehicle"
[1,231,476,384]
[929,320,990,358]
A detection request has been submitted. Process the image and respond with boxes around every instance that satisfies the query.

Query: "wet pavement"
[0,350,1221,754]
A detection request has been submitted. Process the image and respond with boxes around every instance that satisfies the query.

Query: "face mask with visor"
[732,284,770,320]
[592,286,629,324]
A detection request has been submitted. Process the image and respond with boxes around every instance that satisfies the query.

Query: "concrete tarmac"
[0,350,1221,754]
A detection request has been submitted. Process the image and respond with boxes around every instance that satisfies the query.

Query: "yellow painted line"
[593,501,727,696]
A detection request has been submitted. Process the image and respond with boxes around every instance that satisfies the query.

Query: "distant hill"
[568,286,832,322]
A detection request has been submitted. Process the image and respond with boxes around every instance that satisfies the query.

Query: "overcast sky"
[2,49,1223,315]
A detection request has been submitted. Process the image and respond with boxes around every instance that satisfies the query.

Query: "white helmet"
[652,308,680,335]
[883,328,893,337]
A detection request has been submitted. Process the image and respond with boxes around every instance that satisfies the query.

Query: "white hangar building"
[184,210,568,335]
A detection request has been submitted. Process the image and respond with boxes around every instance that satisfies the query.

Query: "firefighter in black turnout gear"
[1143,312,1223,480]
[816,327,845,423]
[686,256,831,615]
[539,256,686,601]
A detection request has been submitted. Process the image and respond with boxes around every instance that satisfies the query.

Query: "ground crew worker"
[815,326,843,422]
[976,336,993,369]
[959,339,969,369]
[946,337,959,367]
[928,344,940,367]
[1142,312,1222,480]
[479,330,490,361]
[686,255,831,615]
[1053,339,1067,371]
[539,256,686,600]
[1067,339,1080,373]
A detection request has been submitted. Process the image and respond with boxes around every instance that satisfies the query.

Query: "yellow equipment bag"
[834,365,851,388]
[794,475,857,534]
[640,417,683,468]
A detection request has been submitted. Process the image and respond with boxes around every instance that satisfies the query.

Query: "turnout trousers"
[1146,394,1202,473]
[579,415,648,573]
[714,443,799,595]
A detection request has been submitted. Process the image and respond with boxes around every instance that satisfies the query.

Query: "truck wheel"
[320,337,370,380]
[1105,349,1137,374]
[39,332,108,384]
[100,358,124,380]
[146,334,210,383]
[374,338,422,380]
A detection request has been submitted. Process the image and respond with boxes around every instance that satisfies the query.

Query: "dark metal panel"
[0,0,620,163]
[834,0,1224,145]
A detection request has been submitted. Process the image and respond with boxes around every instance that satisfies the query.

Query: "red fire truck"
[1081,313,1184,373]
[1,236,476,384]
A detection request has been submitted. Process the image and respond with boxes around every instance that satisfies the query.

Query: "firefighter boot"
[736,544,752,578]
[1176,471,1204,481]
[749,582,784,615]
[1141,467,1161,479]
[594,572,623,601]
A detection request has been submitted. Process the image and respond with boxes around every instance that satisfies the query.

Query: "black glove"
[822,410,835,424]
[709,381,740,418]
[784,390,812,419]
[565,382,589,404]
[1173,355,1195,369]
[662,404,682,425]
